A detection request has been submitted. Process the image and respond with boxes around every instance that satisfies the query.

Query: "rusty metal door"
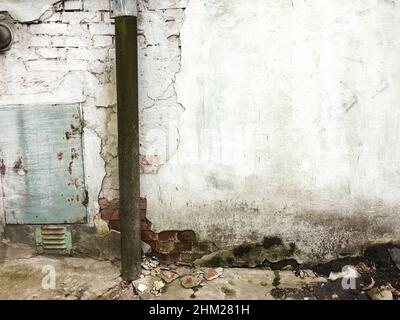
[0,104,87,224]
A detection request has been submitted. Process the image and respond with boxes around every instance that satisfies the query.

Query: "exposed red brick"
[199,241,214,253]
[100,197,147,221]
[181,276,202,289]
[146,241,157,251]
[109,220,120,232]
[141,230,158,241]
[177,230,196,242]
[173,241,193,252]
[141,218,152,231]
[158,252,181,263]
[180,252,205,262]
[98,198,109,210]
[139,154,161,166]
[100,196,217,263]
[155,241,175,254]
[204,267,223,281]
[100,207,119,221]
[140,197,147,210]
[109,198,119,208]
[158,231,177,241]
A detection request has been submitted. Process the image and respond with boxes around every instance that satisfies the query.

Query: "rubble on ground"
[367,286,393,300]
[133,256,226,297]
[1,242,398,300]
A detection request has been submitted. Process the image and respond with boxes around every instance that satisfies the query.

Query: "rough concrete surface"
[0,243,399,300]
[0,241,125,300]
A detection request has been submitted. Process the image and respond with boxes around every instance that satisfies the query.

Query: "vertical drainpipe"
[111,0,141,280]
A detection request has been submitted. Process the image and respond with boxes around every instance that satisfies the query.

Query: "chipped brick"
[158,231,177,241]
[142,231,158,242]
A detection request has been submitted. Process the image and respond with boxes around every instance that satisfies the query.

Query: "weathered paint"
[0,0,60,22]
[0,104,87,224]
[35,225,72,254]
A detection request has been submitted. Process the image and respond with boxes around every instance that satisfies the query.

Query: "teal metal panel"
[0,105,87,224]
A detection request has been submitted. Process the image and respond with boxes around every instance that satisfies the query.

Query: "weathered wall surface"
[142,0,400,261]
[1,0,400,263]
[0,0,115,233]
[0,0,186,226]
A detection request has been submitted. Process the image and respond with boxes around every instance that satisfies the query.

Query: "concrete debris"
[181,276,202,289]
[150,268,160,277]
[141,241,152,255]
[159,270,179,284]
[94,216,110,236]
[153,280,165,292]
[101,282,139,300]
[367,286,393,301]
[150,260,160,268]
[141,257,160,271]
[296,270,315,279]
[133,275,157,295]
[142,270,151,276]
[141,263,151,270]
[328,266,361,281]
[137,283,147,293]
[174,266,191,277]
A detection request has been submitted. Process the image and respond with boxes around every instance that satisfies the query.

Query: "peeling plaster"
[0,0,61,22]
[141,0,400,262]
[82,128,105,224]
[0,0,117,228]
[3,0,400,262]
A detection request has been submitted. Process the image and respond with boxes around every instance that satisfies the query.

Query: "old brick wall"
[100,197,217,261]
[4,0,399,264]
[0,0,117,226]
[0,0,203,261]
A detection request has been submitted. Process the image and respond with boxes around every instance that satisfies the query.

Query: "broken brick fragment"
[100,207,119,221]
[99,197,147,221]
[181,276,202,289]
[203,267,223,281]
[158,231,178,241]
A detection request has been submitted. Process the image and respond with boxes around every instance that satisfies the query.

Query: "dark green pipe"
[115,15,141,280]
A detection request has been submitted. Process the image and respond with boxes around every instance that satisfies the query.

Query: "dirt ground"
[0,241,399,300]
[272,244,400,300]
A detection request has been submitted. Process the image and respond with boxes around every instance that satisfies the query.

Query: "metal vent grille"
[35,226,72,254]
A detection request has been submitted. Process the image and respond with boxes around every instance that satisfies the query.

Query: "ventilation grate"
[35,226,72,254]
